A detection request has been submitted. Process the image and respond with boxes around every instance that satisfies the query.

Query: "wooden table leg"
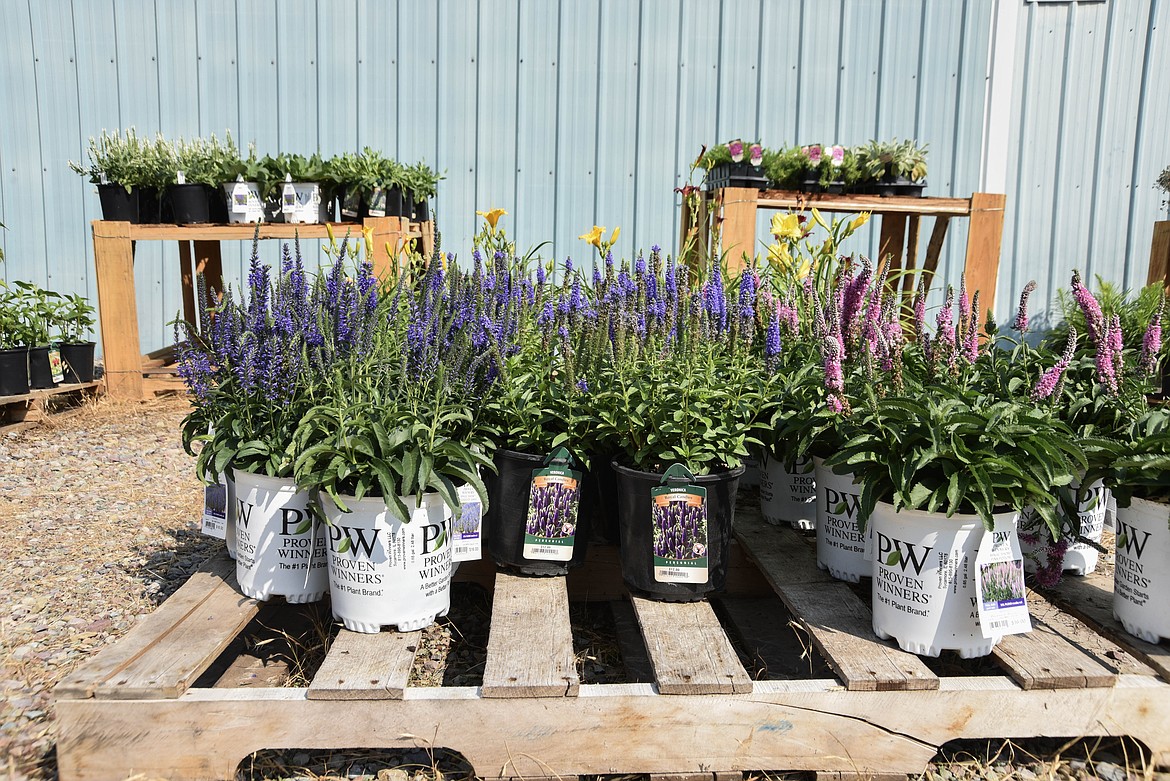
[193,240,225,301]
[964,192,1007,316]
[92,221,144,401]
[719,187,759,273]
[1148,220,1170,288]
[879,214,908,279]
[902,215,921,297]
[362,216,402,280]
[419,220,436,261]
[178,241,197,326]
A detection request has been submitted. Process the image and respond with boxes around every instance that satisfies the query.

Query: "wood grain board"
[307,629,421,700]
[481,573,580,697]
[629,596,752,695]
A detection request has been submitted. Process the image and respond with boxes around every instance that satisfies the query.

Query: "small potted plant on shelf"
[220,144,274,224]
[266,153,331,224]
[0,281,32,396]
[69,129,147,222]
[402,162,442,223]
[329,149,406,221]
[701,140,768,191]
[855,139,928,197]
[56,293,97,384]
[762,146,808,191]
[169,133,238,224]
[12,281,64,390]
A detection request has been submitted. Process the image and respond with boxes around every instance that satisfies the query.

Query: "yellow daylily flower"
[811,207,829,231]
[609,226,620,245]
[767,242,811,279]
[325,222,337,247]
[476,207,507,234]
[848,212,871,233]
[579,225,605,247]
[362,226,375,257]
[770,212,803,241]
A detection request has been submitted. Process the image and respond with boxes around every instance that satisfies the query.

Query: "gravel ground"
[0,399,1166,781]
[0,397,218,780]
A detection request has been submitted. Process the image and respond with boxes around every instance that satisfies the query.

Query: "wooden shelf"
[749,190,973,217]
[120,222,424,241]
[0,381,101,407]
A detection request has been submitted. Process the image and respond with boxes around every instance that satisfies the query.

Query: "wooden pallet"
[0,381,101,432]
[54,500,1170,781]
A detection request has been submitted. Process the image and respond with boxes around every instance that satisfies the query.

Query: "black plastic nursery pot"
[585,451,621,544]
[387,186,411,218]
[705,162,769,191]
[613,462,744,602]
[484,448,593,576]
[27,346,56,390]
[0,347,30,396]
[97,184,139,222]
[413,198,430,223]
[137,187,162,223]
[168,184,212,224]
[59,341,96,383]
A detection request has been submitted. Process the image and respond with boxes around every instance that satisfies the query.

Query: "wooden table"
[92,217,431,400]
[1150,220,1170,288]
[682,187,1006,313]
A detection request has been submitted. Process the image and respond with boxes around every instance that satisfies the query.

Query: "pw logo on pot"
[876,532,933,575]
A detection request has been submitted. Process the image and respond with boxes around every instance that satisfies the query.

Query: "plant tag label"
[367,187,387,218]
[48,349,64,383]
[522,466,582,561]
[341,189,361,218]
[231,182,251,213]
[650,484,709,584]
[176,171,187,185]
[974,520,1031,638]
[452,483,482,563]
[201,476,227,539]
[99,172,109,185]
[281,183,299,213]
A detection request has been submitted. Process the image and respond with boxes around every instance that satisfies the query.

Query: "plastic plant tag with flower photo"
[201,476,228,540]
[48,349,64,383]
[523,448,582,562]
[452,483,483,563]
[651,464,709,584]
[975,520,1031,638]
[231,181,251,213]
[282,182,299,213]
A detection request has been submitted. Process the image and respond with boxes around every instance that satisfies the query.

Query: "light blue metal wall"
[1003,0,1170,326]
[0,0,1161,355]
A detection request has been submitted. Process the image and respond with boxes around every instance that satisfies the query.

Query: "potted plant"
[402,161,442,223]
[136,134,175,224]
[762,145,808,191]
[56,293,97,383]
[701,140,768,190]
[177,236,348,604]
[169,133,237,224]
[590,251,760,601]
[12,281,64,390]
[0,281,32,396]
[220,143,273,224]
[827,380,1082,658]
[1097,410,1170,643]
[69,129,147,222]
[292,247,493,632]
[266,153,331,224]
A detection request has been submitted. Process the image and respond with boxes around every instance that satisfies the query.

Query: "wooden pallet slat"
[732,509,834,587]
[1044,570,1170,681]
[307,629,421,700]
[481,573,580,698]
[630,596,752,695]
[992,620,1117,690]
[55,555,250,699]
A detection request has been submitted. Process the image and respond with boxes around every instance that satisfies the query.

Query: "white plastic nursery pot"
[233,470,328,603]
[759,452,816,529]
[222,182,266,223]
[1112,496,1170,644]
[870,502,1019,658]
[813,457,870,583]
[225,470,237,560]
[321,491,453,633]
[1019,478,1107,576]
[280,182,330,224]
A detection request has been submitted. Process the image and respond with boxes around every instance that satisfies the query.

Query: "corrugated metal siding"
[0,0,1160,356]
[1004,0,1170,328]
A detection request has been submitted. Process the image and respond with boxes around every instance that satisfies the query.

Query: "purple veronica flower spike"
[1013,281,1037,332]
[1139,296,1164,375]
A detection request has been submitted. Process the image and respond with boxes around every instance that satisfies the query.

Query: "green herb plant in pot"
[0,281,33,396]
[56,293,97,383]
[69,129,146,222]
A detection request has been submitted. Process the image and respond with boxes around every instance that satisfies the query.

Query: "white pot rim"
[872,499,1018,529]
[233,469,297,490]
[319,490,449,514]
